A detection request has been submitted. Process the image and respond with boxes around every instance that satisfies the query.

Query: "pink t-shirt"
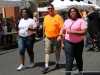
[63,18,87,43]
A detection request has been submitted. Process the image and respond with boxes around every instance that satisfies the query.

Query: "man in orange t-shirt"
[41,4,63,73]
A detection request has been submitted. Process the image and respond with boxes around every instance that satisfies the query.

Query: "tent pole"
[2,8,6,18]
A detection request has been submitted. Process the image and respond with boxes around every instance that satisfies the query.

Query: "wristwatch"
[62,44,64,46]
[43,35,46,38]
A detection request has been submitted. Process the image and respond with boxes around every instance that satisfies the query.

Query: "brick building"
[0,6,19,20]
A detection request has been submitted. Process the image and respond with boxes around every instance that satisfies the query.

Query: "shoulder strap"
[69,21,75,29]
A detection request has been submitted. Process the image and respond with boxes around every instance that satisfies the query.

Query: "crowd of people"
[85,7,100,52]
[0,13,21,48]
[0,3,100,75]
[16,4,87,75]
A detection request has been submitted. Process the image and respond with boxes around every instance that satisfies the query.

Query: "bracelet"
[59,35,62,38]
[43,36,45,38]
[62,44,64,46]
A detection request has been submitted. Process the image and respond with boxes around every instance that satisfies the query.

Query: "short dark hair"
[86,10,89,15]
[47,4,54,8]
[67,7,81,18]
[21,8,33,19]
[89,7,95,11]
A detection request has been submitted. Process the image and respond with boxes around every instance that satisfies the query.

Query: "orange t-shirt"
[43,14,63,38]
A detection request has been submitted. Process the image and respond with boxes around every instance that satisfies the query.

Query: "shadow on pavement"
[35,37,43,42]
[57,63,77,70]
[0,43,18,55]
[0,43,18,50]
[0,49,17,55]
[74,73,100,75]
[49,64,77,73]
[25,61,55,71]
[34,61,55,67]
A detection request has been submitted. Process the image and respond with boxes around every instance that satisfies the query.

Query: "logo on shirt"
[54,20,57,23]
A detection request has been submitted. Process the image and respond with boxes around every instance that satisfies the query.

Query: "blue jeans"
[64,40,84,75]
[18,34,35,57]
[0,32,2,41]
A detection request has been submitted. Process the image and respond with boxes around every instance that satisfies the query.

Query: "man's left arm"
[57,16,64,41]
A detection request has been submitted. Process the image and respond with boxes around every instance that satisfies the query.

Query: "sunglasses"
[48,8,54,10]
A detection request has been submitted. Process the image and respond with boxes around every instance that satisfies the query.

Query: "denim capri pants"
[18,34,35,57]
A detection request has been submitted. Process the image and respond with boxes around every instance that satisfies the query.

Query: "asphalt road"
[0,39,100,75]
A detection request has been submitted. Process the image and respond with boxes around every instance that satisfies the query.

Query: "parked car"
[38,17,44,37]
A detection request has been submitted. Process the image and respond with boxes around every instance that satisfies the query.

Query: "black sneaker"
[41,66,49,73]
[54,63,61,70]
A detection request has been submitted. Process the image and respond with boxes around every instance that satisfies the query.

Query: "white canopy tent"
[38,0,68,12]
[51,0,65,8]
[0,0,23,7]
[66,0,94,9]
[78,1,89,9]
[37,0,98,12]
[68,0,81,8]
[93,4,100,9]
[38,6,68,12]
[38,7,47,12]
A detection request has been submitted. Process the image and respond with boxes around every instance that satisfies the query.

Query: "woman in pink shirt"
[62,7,87,75]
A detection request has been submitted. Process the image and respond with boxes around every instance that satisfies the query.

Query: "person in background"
[86,7,100,52]
[55,11,60,15]
[33,12,39,40]
[0,14,6,47]
[0,21,3,42]
[16,13,21,31]
[6,16,16,46]
[1,25,7,47]
[7,16,16,32]
[0,14,5,42]
[15,14,21,43]
[61,12,68,21]
[17,8,37,71]
[62,7,87,75]
[41,4,63,73]
[84,10,89,26]
[79,10,84,20]
[0,14,5,26]
[83,10,89,47]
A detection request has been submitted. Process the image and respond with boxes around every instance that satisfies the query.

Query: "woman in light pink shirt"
[62,7,87,75]
[33,12,39,40]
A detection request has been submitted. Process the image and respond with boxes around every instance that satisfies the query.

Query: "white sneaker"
[28,62,34,68]
[17,64,25,71]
